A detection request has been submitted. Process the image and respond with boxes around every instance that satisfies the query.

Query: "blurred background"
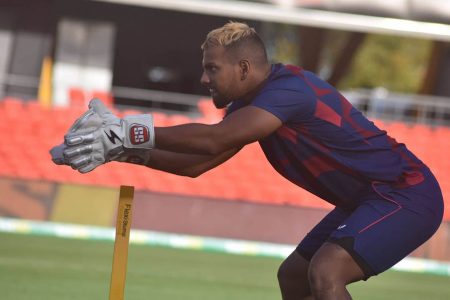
[0,0,449,299]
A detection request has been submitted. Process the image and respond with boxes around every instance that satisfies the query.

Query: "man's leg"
[306,173,444,300]
[308,242,365,300]
[277,251,313,300]
[278,208,351,300]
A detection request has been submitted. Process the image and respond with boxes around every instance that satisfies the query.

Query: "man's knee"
[308,242,365,294]
[277,251,312,299]
[277,257,292,283]
[307,259,342,293]
[277,251,309,282]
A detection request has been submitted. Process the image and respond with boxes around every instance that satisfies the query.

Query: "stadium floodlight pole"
[109,185,135,300]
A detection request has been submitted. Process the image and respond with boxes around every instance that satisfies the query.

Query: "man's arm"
[145,147,240,177]
[50,100,280,174]
[155,106,282,155]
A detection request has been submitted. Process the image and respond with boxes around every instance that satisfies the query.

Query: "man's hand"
[50,99,154,173]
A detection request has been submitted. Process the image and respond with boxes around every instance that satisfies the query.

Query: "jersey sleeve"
[250,89,315,123]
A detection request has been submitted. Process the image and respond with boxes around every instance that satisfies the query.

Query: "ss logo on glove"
[130,125,150,145]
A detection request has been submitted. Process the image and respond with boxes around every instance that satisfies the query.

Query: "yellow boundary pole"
[38,56,53,108]
[109,186,134,300]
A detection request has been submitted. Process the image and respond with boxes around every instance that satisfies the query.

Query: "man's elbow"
[175,167,207,178]
[184,171,202,178]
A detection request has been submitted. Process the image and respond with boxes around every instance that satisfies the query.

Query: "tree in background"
[264,24,432,94]
[335,34,432,93]
[264,23,300,66]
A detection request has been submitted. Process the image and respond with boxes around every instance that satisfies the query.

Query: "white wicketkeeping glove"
[50,99,154,173]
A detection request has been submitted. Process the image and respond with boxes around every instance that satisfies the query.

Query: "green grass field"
[0,232,448,300]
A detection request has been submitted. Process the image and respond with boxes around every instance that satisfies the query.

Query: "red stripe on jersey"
[315,100,342,127]
[340,94,373,143]
[302,155,335,177]
[285,64,303,74]
[293,125,332,154]
[277,126,298,144]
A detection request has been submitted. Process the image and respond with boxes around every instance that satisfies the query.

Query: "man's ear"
[239,60,250,80]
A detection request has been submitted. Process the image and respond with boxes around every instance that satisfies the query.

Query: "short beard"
[212,96,230,109]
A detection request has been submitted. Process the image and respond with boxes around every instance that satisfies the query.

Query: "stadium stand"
[0,97,448,220]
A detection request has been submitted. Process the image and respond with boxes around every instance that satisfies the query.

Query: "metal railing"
[343,88,450,126]
[0,74,40,100]
[1,79,449,127]
[112,86,205,115]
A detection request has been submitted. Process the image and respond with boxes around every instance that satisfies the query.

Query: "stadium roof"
[94,0,450,42]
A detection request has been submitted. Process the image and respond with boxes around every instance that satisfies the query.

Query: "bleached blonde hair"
[201,21,258,50]
[201,21,268,64]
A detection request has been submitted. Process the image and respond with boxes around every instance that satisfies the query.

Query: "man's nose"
[200,72,210,86]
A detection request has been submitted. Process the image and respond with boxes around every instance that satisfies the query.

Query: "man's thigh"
[296,207,351,260]
[297,184,442,279]
[328,188,442,277]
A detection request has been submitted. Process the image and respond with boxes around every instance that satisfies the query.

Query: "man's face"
[200,46,243,109]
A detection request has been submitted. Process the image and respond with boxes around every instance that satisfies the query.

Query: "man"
[51,22,444,299]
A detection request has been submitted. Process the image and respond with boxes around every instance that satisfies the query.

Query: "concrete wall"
[0,177,449,261]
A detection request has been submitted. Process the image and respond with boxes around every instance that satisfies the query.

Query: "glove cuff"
[123,114,155,149]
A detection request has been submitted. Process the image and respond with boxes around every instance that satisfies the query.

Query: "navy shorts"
[296,167,444,278]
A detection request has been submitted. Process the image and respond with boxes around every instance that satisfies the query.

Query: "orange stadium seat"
[166,114,192,126]
[120,109,143,117]
[0,160,16,177]
[152,112,170,126]
[24,100,42,112]
[197,98,225,123]
[2,97,24,121]
[69,88,114,108]
[69,87,87,107]
[0,98,449,220]
[91,90,114,107]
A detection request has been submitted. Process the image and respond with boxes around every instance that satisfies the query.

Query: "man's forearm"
[154,123,226,155]
[144,148,239,177]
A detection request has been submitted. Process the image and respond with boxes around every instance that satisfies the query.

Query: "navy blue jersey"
[227,64,426,207]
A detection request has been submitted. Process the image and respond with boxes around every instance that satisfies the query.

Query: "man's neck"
[240,64,272,104]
